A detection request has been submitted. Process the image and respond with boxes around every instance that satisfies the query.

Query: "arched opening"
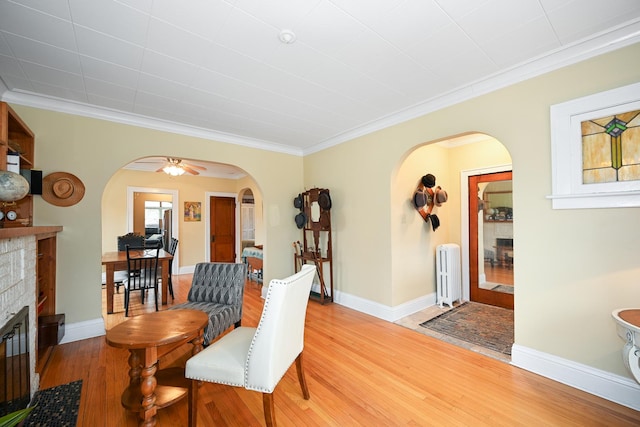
[393,132,514,360]
[101,156,263,318]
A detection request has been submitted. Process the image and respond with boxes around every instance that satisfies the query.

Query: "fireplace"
[0,306,30,417]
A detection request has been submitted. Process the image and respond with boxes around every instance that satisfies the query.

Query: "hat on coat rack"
[421,174,436,188]
[413,188,428,208]
[293,193,303,209]
[42,172,85,207]
[318,190,332,210]
[295,211,307,229]
[434,187,448,207]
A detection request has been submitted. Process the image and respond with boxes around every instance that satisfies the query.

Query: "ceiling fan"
[152,158,206,176]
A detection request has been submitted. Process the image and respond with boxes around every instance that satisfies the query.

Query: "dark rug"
[24,380,82,427]
[420,302,513,355]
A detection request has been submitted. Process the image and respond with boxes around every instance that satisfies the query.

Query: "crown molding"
[303,19,640,155]
[0,90,304,157]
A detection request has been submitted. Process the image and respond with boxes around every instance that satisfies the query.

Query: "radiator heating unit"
[436,243,462,308]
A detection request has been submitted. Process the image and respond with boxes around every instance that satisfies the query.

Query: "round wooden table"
[106,309,208,427]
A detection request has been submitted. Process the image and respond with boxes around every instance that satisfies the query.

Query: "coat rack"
[293,188,333,304]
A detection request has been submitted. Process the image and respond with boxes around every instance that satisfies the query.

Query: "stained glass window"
[581,109,640,184]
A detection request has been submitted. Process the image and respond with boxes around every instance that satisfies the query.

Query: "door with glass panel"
[469,171,514,309]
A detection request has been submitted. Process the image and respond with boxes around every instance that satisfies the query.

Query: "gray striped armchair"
[170,262,246,346]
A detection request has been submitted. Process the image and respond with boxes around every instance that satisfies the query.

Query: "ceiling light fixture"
[163,164,185,176]
[279,29,296,44]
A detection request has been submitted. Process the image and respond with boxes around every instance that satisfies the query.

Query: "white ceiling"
[1,0,640,159]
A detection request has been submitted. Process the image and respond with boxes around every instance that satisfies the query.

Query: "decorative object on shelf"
[42,172,85,207]
[412,174,448,231]
[0,170,29,202]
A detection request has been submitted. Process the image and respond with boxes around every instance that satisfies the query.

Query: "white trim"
[511,344,640,411]
[334,290,436,323]
[548,82,640,209]
[460,165,513,302]
[59,318,105,344]
[126,186,179,273]
[204,191,238,263]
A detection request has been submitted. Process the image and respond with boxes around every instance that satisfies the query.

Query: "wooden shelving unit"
[0,102,34,227]
[294,188,333,304]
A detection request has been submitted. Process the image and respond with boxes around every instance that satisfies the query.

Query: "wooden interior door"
[469,171,514,309]
[209,196,236,262]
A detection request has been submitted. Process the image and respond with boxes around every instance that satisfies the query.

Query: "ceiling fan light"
[163,165,185,176]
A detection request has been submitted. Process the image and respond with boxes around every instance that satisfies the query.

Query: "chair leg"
[262,393,276,427]
[124,290,129,317]
[154,284,159,312]
[188,379,197,427]
[295,352,310,399]
[168,274,174,299]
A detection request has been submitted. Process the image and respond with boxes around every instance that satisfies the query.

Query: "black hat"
[421,174,436,188]
[318,190,332,210]
[293,194,303,209]
[295,211,307,229]
[430,214,440,231]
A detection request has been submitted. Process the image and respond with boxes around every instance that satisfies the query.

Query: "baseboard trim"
[511,344,640,411]
[335,290,436,322]
[59,317,105,344]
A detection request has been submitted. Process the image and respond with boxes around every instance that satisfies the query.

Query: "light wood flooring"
[38,274,640,426]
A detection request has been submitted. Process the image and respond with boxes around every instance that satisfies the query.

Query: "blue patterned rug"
[420,302,513,355]
[24,380,82,427]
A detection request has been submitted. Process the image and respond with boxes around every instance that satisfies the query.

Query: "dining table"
[102,249,173,314]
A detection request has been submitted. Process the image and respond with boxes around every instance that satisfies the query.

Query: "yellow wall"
[17,108,302,326]
[11,42,640,382]
[304,43,640,376]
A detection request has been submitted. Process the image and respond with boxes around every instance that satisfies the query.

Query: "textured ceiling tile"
[68,0,150,45]
[75,26,144,70]
[0,1,76,50]
[3,33,81,74]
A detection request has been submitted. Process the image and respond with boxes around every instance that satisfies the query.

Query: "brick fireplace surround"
[0,226,61,397]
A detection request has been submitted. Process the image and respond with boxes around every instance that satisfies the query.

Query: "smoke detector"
[279,29,296,44]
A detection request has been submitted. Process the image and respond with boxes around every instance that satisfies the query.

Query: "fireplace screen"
[0,305,30,417]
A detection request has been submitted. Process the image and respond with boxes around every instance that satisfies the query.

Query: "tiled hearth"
[0,234,39,396]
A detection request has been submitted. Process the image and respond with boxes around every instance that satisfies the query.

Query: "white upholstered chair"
[185,264,316,426]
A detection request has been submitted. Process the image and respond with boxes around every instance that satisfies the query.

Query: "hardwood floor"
[39,275,640,426]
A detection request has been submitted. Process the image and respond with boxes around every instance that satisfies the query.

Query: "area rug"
[24,380,82,427]
[420,302,513,355]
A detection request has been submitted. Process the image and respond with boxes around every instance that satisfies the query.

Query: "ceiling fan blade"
[185,163,206,170]
[182,166,200,175]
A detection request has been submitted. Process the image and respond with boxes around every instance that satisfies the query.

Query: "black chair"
[114,233,145,293]
[167,237,179,299]
[117,233,145,251]
[159,237,179,300]
[123,246,160,317]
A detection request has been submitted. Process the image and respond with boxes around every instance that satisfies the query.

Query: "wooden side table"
[106,309,208,427]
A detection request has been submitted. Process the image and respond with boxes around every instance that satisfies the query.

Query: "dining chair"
[185,264,316,427]
[123,246,160,317]
[165,237,178,299]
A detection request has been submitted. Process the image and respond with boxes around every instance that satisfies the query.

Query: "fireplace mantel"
[0,225,63,239]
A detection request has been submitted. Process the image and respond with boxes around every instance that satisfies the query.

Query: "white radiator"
[436,243,462,308]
